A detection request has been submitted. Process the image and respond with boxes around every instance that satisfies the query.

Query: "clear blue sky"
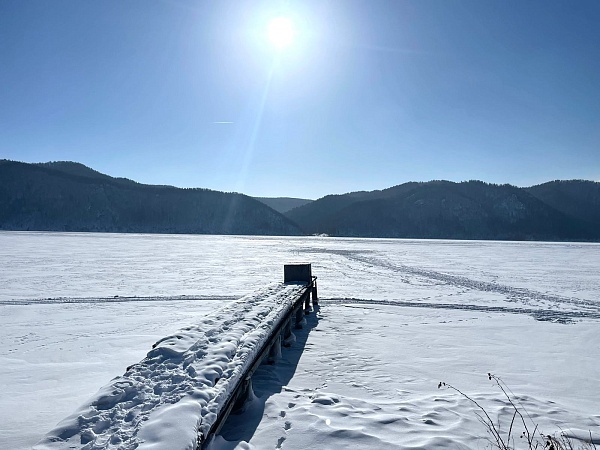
[1,0,599,199]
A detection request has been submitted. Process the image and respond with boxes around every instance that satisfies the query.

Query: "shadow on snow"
[216,305,321,445]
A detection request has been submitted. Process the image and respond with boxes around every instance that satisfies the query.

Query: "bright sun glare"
[268,17,294,49]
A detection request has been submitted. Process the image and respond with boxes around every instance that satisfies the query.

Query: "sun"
[268,17,294,49]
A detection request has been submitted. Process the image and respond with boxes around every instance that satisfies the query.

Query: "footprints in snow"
[274,401,297,448]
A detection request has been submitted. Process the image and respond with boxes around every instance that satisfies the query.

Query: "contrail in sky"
[212,121,234,124]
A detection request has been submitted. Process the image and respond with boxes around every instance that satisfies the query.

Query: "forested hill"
[0,160,302,235]
[254,197,313,214]
[526,180,600,233]
[285,180,600,241]
[1,160,598,241]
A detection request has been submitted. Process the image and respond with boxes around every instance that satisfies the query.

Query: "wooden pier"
[200,264,318,447]
[35,265,318,450]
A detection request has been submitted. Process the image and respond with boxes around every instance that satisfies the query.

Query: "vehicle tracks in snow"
[0,295,238,306]
[301,248,600,320]
[321,298,600,323]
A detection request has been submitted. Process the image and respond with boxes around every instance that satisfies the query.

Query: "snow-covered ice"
[1,231,599,449]
[216,304,600,449]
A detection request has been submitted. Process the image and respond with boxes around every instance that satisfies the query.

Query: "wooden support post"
[232,377,254,414]
[268,334,282,363]
[304,291,311,314]
[312,281,318,306]
[283,318,295,347]
[295,306,304,329]
[284,318,292,339]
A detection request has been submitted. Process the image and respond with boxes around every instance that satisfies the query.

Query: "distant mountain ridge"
[254,197,313,214]
[0,160,302,235]
[526,180,600,232]
[1,159,598,241]
[36,161,138,185]
[285,180,600,241]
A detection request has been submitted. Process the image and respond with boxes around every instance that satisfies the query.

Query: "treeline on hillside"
[1,159,598,241]
[284,180,600,241]
[0,160,302,235]
[254,197,313,214]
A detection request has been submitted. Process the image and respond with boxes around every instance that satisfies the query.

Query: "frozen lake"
[1,231,599,449]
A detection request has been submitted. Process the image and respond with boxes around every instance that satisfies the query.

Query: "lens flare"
[268,17,294,49]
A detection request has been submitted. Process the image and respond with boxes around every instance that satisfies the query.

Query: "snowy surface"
[1,231,599,449]
[216,305,600,449]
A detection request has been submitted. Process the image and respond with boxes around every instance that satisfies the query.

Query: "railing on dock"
[200,264,318,447]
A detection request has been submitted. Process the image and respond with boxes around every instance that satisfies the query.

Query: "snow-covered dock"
[34,272,318,450]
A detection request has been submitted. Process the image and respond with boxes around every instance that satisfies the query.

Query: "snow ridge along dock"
[34,264,318,450]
